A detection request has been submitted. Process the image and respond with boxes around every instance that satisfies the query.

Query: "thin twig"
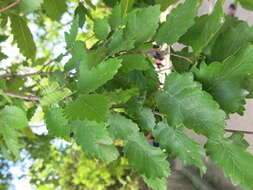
[129,49,159,54]
[4,91,40,102]
[129,49,193,64]
[153,111,165,117]
[170,53,193,64]
[3,72,53,79]
[0,0,21,14]
[111,104,125,109]
[225,129,253,135]
[1,52,69,79]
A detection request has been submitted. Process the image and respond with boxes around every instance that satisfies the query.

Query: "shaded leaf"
[45,107,70,137]
[206,137,253,189]
[71,120,119,162]
[74,4,87,28]
[10,15,36,59]
[43,0,67,20]
[65,94,110,122]
[207,16,253,62]
[124,133,170,178]
[143,176,167,190]
[0,106,28,158]
[155,73,225,137]
[41,83,72,107]
[126,5,160,45]
[153,121,206,174]
[94,18,111,40]
[18,0,43,14]
[78,58,122,93]
[238,0,253,10]
[108,114,139,141]
[119,53,150,72]
[155,0,199,45]
[179,0,224,55]
[194,45,253,114]
[109,5,122,29]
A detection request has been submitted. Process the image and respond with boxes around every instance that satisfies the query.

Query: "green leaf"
[0,51,7,61]
[238,0,253,10]
[43,0,67,20]
[155,0,179,11]
[0,106,28,129]
[153,121,206,174]
[0,35,8,43]
[94,18,111,40]
[74,4,87,28]
[126,5,160,45]
[108,114,169,179]
[71,120,119,162]
[179,0,224,55]
[109,5,122,29]
[127,101,156,132]
[64,41,86,71]
[78,58,122,93]
[108,114,139,141]
[120,0,135,16]
[65,16,79,49]
[18,0,43,14]
[206,137,253,189]
[45,107,70,137]
[105,88,139,105]
[65,94,110,122]
[194,45,253,114]
[1,125,20,159]
[40,83,72,107]
[155,0,199,45]
[155,73,225,137]
[119,53,150,72]
[171,47,192,73]
[228,132,249,150]
[143,176,167,190]
[0,106,28,158]
[107,29,135,55]
[10,15,36,60]
[124,133,170,179]
[206,16,253,62]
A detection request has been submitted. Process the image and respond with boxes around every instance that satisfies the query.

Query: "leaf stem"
[170,53,193,64]
[4,91,40,102]
[0,0,21,14]
[225,129,253,135]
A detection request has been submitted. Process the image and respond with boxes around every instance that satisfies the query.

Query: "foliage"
[25,137,140,190]
[1,0,253,189]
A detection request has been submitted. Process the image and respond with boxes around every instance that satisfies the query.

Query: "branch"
[4,91,40,102]
[1,52,69,79]
[3,72,53,79]
[129,49,193,64]
[170,53,193,64]
[225,129,253,135]
[0,0,22,14]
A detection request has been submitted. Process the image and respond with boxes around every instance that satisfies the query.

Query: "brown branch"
[170,53,193,64]
[129,49,193,64]
[3,72,53,79]
[153,111,165,117]
[4,91,40,102]
[129,49,159,54]
[0,0,22,14]
[1,52,69,79]
[225,129,253,135]
[111,104,125,109]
